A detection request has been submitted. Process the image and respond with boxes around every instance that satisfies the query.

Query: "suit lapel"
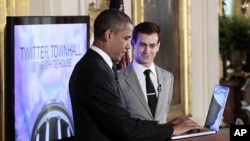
[124,65,153,117]
[154,66,167,119]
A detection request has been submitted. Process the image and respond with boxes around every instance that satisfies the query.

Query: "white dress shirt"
[90,45,113,70]
[132,60,159,102]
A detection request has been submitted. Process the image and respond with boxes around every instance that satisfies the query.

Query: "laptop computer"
[171,85,230,140]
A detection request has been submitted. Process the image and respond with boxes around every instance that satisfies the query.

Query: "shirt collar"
[132,60,156,76]
[90,45,113,69]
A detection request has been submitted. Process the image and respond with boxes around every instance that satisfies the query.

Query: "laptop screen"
[204,85,229,131]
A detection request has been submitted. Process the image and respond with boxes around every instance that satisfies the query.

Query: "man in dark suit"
[69,9,202,141]
[118,22,173,124]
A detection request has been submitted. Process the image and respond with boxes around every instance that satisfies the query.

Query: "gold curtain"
[0,0,29,140]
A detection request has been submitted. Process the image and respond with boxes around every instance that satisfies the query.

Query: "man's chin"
[112,58,121,63]
[117,56,124,62]
[113,54,126,62]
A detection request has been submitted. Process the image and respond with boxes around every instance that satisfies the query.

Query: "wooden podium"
[172,128,229,141]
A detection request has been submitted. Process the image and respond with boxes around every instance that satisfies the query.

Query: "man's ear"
[104,29,112,41]
[158,42,161,48]
[131,40,135,49]
[156,42,161,52]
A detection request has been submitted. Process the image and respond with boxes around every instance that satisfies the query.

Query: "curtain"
[0,0,29,140]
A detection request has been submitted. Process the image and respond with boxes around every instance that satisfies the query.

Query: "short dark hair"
[132,22,161,43]
[94,9,132,38]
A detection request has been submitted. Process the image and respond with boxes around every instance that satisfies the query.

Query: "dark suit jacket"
[69,49,173,141]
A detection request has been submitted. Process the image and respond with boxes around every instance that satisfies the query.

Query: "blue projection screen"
[5,16,89,141]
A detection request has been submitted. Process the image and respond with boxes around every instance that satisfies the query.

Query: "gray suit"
[118,63,174,123]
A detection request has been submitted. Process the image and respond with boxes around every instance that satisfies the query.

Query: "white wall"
[190,0,220,124]
[30,0,131,17]
[30,0,89,15]
[29,0,220,125]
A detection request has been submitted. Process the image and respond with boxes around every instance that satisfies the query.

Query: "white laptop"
[171,85,230,140]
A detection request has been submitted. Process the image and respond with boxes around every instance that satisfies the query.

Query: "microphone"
[157,84,162,94]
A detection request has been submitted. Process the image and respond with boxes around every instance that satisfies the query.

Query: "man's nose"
[125,42,131,49]
[143,46,149,53]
